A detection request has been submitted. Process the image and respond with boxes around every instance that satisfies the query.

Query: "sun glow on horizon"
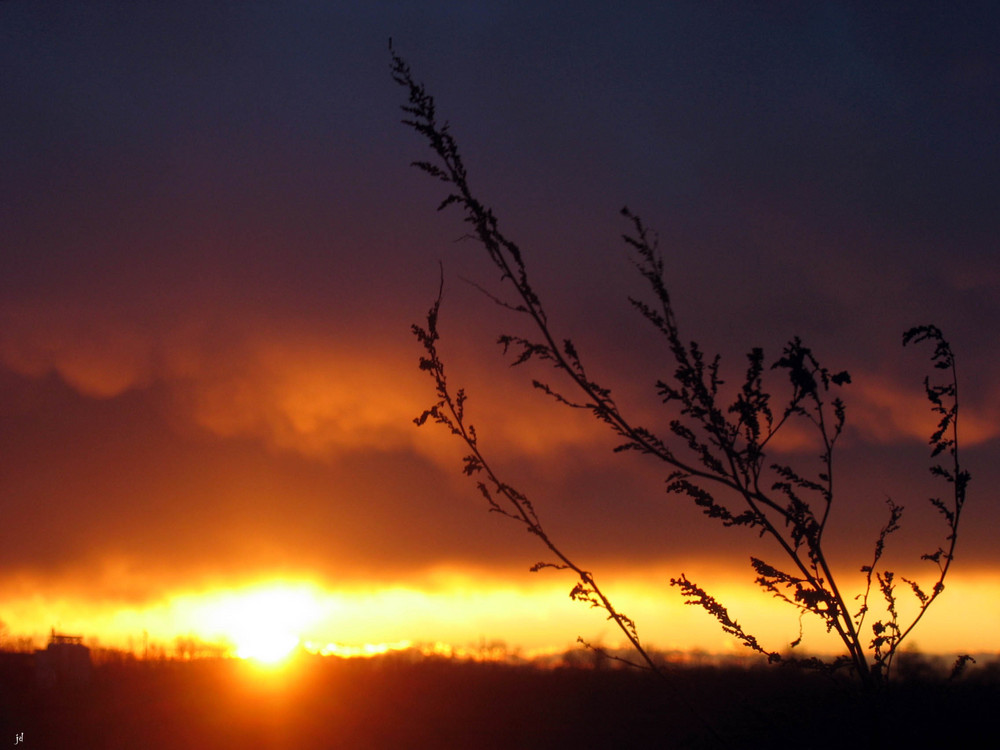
[189,583,324,665]
[3,568,1000,659]
[235,630,299,664]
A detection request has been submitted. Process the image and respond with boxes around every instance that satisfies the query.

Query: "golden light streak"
[1,567,998,659]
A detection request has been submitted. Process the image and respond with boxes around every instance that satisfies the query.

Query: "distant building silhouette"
[35,629,92,688]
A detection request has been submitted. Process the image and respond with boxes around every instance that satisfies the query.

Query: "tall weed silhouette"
[392,45,970,693]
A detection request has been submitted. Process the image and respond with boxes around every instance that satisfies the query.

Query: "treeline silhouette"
[2,647,997,748]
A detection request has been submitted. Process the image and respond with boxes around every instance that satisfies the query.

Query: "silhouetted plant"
[392,47,970,693]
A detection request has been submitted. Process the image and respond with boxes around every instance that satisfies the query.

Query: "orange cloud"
[172,334,427,455]
[847,374,999,447]
[0,297,612,469]
[0,300,154,398]
[4,292,993,483]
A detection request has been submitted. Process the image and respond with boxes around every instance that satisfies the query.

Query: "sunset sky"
[2,3,998,659]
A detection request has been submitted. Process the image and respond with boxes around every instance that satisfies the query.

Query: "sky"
[1,2,998,659]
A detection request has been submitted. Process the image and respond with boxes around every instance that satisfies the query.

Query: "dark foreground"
[1,653,996,749]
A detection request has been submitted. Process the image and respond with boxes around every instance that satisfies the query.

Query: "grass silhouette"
[392,44,972,700]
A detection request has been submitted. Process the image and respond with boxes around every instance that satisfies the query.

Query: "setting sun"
[234,628,299,664]
[189,583,324,664]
